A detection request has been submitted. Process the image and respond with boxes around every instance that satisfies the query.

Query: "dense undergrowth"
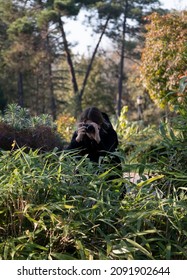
[0,144,187,260]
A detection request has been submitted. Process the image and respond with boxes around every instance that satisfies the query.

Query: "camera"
[84,124,95,133]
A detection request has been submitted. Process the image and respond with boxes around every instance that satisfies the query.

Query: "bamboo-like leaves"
[0,147,187,260]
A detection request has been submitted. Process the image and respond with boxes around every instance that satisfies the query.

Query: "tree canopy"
[0,0,178,119]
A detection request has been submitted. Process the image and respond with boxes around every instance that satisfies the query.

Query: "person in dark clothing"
[67,107,119,162]
[67,107,126,198]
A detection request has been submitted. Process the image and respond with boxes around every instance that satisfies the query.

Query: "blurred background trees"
[0,0,186,125]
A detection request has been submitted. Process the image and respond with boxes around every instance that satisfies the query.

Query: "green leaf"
[125,238,154,260]
[137,174,164,188]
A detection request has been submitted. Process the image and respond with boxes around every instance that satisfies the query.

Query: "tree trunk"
[58,13,81,117]
[58,13,110,118]
[117,4,128,116]
[18,71,24,107]
[46,36,56,120]
[79,15,110,100]
[48,62,56,120]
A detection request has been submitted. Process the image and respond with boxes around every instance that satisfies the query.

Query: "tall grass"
[0,147,186,260]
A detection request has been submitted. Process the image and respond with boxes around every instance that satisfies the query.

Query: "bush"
[0,104,64,151]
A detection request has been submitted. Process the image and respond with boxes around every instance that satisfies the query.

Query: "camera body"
[83,124,95,133]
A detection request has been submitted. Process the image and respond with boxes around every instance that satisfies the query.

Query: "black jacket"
[67,125,119,163]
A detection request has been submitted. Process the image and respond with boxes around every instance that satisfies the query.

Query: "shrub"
[115,105,162,164]
[0,104,64,151]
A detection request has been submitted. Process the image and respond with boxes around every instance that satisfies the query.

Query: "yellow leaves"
[11,140,16,150]
[56,114,76,142]
[64,204,74,209]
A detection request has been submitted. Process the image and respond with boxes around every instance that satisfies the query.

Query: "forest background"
[0,0,186,123]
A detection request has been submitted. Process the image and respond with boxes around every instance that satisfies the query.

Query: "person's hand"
[75,123,86,142]
[86,122,101,144]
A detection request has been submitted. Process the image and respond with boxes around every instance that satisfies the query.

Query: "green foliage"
[37,9,59,27]
[116,106,161,164]
[97,2,121,19]
[1,103,56,130]
[0,104,186,260]
[54,0,80,16]
[168,75,187,116]
[0,104,64,152]
[0,147,186,260]
[145,117,187,195]
[119,123,160,165]
[81,56,117,114]
[116,77,187,201]
[0,0,60,117]
[8,17,35,37]
[141,12,187,107]
[115,106,128,136]
[123,114,187,199]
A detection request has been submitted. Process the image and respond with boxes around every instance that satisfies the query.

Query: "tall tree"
[0,0,61,118]
[96,0,162,115]
[0,10,8,111]
[79,54,117,114]
[23,0,112,117]
[0,1,37,109]
[54,0,111,116]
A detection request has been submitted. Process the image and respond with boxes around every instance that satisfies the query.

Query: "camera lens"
[85,124,95,133]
